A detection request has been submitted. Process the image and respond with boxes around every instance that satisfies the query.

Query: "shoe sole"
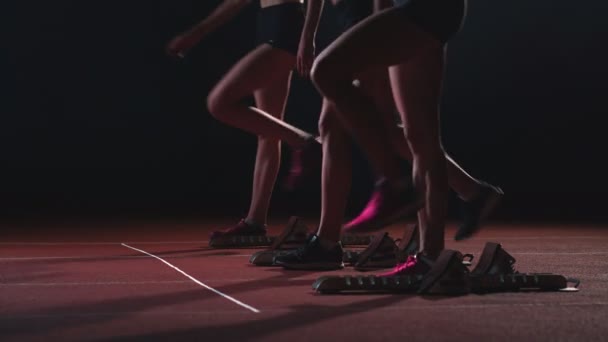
[454,190,504,241]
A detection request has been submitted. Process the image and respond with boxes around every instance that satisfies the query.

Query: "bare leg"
[316,99,353,243]
[311,9,436,182]
[273,101,350,269]
[245,70,294,225]
[208,44,316,238]
[356,68,413,160]
[357,59,484,202]
[390,48,447,258]
[207,44,314,148]
[311,7,446,255]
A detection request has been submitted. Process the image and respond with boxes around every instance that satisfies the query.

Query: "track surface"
[1,219,607,341]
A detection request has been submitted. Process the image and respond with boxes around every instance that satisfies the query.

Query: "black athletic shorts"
[334,0,373,32]
[255,2,305,55]
[394,0,467,43]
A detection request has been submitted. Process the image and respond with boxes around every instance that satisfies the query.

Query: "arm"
[296,0,325,76]
[300,0,324,47]
[167,0,252,58]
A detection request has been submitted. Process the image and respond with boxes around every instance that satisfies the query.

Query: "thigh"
[389,46,445,144]
[314,6,441,78]
[253,69,293,120]
[210,44,296,103]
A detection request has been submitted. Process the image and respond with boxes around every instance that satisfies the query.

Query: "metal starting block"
[251,228,407,267]
[345,226,472,270]
[313,242,581,295]
[347,227,417,271]
[248,217,373,264]
[211,216,374,249]
[472,273,580,293]
[314,249,470,295]
[313,274,425,294]
[470,242,580,293]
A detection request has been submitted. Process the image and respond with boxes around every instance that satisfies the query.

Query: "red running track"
[1,218,607,341]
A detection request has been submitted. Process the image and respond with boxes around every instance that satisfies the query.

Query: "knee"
[206,87,232,122]
[310,57,331,94]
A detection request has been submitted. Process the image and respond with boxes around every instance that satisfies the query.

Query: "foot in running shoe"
[283,137,322,191]
[274,235,344,270]
[454,182,504,241]
[343,178,423,234]
[379,253,434,277]
[210,219,267,240]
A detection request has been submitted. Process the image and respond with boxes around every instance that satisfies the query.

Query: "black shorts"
[334,0,373,32]
[255,3,305,56]
[394,0,467,43]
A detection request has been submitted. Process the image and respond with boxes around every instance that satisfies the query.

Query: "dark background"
[2,0,606,223]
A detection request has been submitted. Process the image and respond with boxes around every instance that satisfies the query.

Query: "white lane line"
[0,278,308,287]
[121,243,260,314]
[0,241,210,246]
[0,256,159,261]
[0,280,191,286]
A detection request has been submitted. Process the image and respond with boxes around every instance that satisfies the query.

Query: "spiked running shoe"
[343,178,423,233]
[209,219,267,241]
[274,235,344,270]
[379,253,435,277]
[454,182,504,241]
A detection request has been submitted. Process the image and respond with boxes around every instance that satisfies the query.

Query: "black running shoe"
[210,219,267,241]
[454,182,504,241]
[274,235,344,270]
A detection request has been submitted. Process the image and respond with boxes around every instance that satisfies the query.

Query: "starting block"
[211,216,373,249]
[345,226,472,271]
[313,274,425,294]
[346,226,418,271]
[469,242,580,293]
[251,231,388,267]
[342,232,398,270]
[472,273,580,293]
[251,227,410,267]
[313,242,580,295]
[313,249,471,295]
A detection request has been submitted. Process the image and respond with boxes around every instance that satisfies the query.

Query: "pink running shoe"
[210,219,267,240]
[343,178,423,233]
[380,254,433,277]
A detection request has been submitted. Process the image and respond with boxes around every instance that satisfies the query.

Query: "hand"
[166,33,198,59]
[296,38,315,78]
